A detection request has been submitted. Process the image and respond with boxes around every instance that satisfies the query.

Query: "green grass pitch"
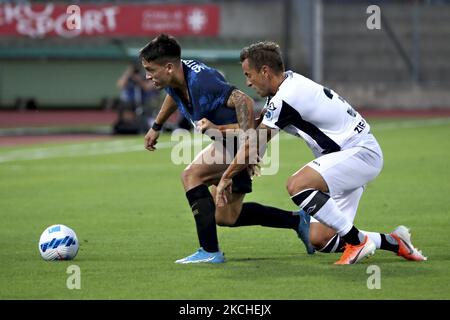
[0,118,449,299]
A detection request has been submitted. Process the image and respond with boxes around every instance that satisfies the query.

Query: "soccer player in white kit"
[216,41,426,264]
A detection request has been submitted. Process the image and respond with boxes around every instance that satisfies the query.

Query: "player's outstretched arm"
[197,91,261,135]
[254,107,268,129]
[196,118,240,134]
[144,94,177,151]
[216,123,274,206]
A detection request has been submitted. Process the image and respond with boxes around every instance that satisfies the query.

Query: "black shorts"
[231,168,253,194]
[222,136,253,194]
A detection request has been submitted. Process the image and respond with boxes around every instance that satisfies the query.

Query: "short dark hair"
[139,34,181,65]
[240,41,284,74]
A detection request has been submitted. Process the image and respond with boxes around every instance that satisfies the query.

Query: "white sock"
[312,197,353,237]
[292,189,353,238]
[361,231,381,249]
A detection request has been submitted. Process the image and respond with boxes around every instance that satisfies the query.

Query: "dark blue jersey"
[164,60,237,126]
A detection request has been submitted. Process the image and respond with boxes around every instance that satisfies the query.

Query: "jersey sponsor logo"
[312,160,320,166]
[265,110,273,120]
[267,102,276,111]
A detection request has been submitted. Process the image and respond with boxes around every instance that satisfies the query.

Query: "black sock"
[318,234,345,253]
[342,226,365,245]
[233,202,299,229]
[185,185,219,253]
[380,234,399,252]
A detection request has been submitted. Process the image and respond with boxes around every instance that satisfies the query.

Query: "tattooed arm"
[226,89,255,131]
[197,90,258,134]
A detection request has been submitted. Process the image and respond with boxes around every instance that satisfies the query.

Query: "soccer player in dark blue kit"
[140,34,314,264]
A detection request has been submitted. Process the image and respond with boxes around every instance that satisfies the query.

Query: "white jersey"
[262,71,371,158]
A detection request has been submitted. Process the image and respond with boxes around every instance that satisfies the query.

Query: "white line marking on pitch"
[0,118,449,163]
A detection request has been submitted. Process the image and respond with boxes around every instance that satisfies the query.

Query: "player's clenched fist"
[196,118,217,133]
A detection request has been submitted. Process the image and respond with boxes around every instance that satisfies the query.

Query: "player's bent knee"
[286,166,329,196]
[181,167,202,188]
[286,175,309,196]
[180,169,190,185]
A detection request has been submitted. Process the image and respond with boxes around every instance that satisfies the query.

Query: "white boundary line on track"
[1,117,449,163]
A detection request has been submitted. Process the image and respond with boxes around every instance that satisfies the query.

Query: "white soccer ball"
[38,224,79,261]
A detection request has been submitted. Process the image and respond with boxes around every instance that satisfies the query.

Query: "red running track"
[1,109,450,147]
[0,110,118,146]
[0,110,117,128]
[0,134,114,147]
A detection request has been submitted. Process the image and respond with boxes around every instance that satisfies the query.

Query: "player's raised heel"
[334,235,376,265]
[175,248,225,264]
[390,225,427,261]
[295,210,315,255]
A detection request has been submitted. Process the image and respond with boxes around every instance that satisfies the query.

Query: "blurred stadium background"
[1,0,450,301]
[1,0,450,144]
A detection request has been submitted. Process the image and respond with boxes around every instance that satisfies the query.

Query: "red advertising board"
[0,3,220,38]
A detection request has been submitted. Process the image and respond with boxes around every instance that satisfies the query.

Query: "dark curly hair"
[139,34,181,65]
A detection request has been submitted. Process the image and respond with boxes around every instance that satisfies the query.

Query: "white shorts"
[307,133,383,224]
